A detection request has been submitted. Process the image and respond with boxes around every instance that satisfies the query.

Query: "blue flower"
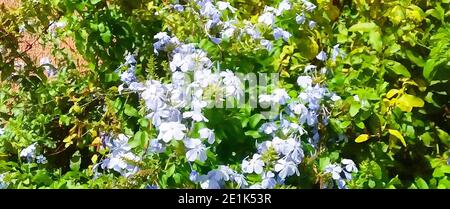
[199,177,221,189]
[337,179,347,189]
[0,127,4,135]
[296,13,306,24]
[272,89,291,105]
[273,27,291,41]
[148,139,166,154]
[198,168,232,189]
[331,44,341,61]
[302,0,317,12]
[324,164,343,180]
[153,32,180,54]
[259,122,278,135]
[242,154,265,174]
[198,0,220,19]
[20,143,37,163]
[257,141,273,154]
[124,53,136,66]
[190,170,200,182]
[316,50,328,61]
[308,20,316,29]
[199,128,215,144]
[36,155,47,164]
[209,35,222,44]
[220,21,236,39]
[297,75,313,89]
[231,173,248,188]
[217,1,236,13]
[341,159,358,180]
[172,4,184,12]
[40,57,57,77]
[184,138,207,162]
[119,68,136,85]
[274,158,299,179]
[276,0,291,16]
[261,171,277,189]
[258,12,275,26]
[158,122,187,143]
[145,184,159,189]
[0,173,8,189]
[285,138,304,164]
[244,24,261,39]
[260,39,273,51]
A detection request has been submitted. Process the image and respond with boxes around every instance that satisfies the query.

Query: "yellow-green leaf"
[349,22,377,33]
[406,5,425,23]
[386,89,399,99]
[388,129,407,147]
[355,134,370,143]
[396,94,424,112]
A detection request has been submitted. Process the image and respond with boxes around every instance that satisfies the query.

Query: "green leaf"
[368,180,376,188]
[383,60,411,78]
[32,170,52,185]
[240,117,249,128]
[339,120,351,129]
[420,132,433,147]
[105,73,119,82]
[124,104,139,117]
[349,102,361,117]
[173,173,182,184]
[369,31,382,52]
[166,165,176,177]
[101,30,112,43]
[406,50,425,67]
[244,130,262,139]
[139,118,149,128]
[319,157,330,171]
[59,115,71,126]
[423,59,437,80]
[90,0,102,5]
[414,177,429,189]
[356,121,365,129]
[436,128,450,146]
[248,114,265,129]
[70,151,81,171]
[432,166,450,178]
[130,131,147,148]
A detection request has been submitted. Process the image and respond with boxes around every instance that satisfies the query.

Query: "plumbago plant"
[0,0,449,189]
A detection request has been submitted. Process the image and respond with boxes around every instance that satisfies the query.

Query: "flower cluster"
[116,30,246,167]
[163,0,320,51]
[19,143,47,164]
[96,133,140,177]
[105,0,358,188]
[190,165,247,189]
[324,159,358,189]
